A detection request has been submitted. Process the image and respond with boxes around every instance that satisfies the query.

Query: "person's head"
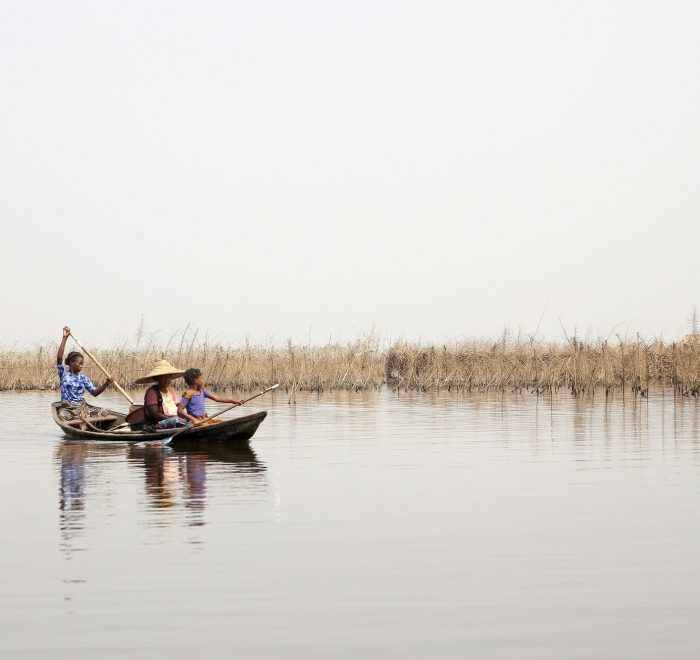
[156,374,173,389]
[184,368,204,388]
[65,351,84,373]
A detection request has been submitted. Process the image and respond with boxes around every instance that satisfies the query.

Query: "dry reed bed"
[3,339,700,396]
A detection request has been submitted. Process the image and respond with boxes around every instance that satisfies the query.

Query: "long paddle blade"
[197,383,279,424]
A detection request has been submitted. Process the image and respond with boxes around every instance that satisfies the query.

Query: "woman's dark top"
[144,386,164,421]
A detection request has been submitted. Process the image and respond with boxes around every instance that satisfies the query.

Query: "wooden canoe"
[51,402,267,444]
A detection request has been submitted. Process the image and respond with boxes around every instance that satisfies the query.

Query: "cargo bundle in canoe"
[51,402,267,445]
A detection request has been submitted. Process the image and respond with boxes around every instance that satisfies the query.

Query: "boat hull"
[51,402,267,443]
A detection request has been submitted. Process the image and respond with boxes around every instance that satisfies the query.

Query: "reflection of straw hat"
[135,359,186,384]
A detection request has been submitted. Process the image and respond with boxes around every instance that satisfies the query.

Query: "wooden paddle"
[75,413,106,433]
[69,332,136,407]
[163,383,279,443]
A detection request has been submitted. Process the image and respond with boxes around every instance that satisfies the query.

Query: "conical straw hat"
[135,359,186,384]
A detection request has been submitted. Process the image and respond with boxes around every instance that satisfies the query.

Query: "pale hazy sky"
[2,1,699,347]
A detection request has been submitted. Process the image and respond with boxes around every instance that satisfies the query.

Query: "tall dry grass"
[3,336,700,397]
[0,337,386,397]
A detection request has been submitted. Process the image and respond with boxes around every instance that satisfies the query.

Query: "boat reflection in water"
[127,442,267,521]
[57,440,267,553]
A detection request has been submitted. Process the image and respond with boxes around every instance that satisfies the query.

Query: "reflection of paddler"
[57,441,89,513]
[177,368,243,426]
[56,441,89,557]
[135,360,190,431]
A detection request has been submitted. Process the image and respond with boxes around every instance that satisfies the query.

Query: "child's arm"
[91,378,113,397]
[57,326,70,364]
[83,374,111,397]
[206,392,244,405]
[177,399,199,424]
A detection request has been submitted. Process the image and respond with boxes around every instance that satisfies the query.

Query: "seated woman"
[135,360,191,430]
[177,368,243,426]
[56,326,112,420]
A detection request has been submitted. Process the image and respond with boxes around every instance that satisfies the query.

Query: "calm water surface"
[2,389,700,659]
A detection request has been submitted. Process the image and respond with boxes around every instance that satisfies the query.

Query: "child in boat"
[56,326,112,406]
[178,368,243,426]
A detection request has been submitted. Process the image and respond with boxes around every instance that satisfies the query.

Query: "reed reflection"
[446,387,700,464]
